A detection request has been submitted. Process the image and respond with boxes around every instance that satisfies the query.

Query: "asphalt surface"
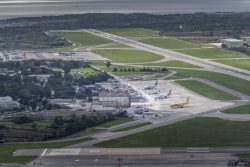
[23,153,235,167]
[14,147,250,157]
[205,111,250,121]
[84,29,250,81]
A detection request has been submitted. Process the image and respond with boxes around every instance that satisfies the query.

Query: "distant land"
[1,0,250,19]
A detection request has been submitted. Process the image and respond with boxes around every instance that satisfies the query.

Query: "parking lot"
[1,51,109,62]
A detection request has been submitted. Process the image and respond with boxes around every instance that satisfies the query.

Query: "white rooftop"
[222,38,243,42]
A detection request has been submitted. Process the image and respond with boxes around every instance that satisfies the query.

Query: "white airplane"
[144,85,156,90]
[157,94,168,99]
[144,80,158,90]
[149,90,159,95]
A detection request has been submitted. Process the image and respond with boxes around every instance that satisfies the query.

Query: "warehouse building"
[222,39,244,48]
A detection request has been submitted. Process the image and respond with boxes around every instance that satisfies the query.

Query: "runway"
[26,153,235,167]
[84,29,250,81]
[14,147,250,157]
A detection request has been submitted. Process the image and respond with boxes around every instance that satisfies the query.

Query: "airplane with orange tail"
[170,97,190,109]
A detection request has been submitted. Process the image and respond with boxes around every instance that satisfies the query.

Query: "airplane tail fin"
[155,80,158,86]
[168,89,172,95]
[186,96,190,104]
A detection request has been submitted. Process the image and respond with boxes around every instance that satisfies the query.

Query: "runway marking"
[41,148,47,156]
[186,148,210,153]
[90,149,101,153]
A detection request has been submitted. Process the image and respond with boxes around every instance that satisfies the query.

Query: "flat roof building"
[222,39,244,48]
[99,90,131,108]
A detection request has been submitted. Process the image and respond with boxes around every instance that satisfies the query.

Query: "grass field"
[141,60,201,68]
[140,38,201,50]
[222,105,250,114]
[53,32,112,47]
[238,153,250,158]
[95,117,250,147]
[101,28,159,37]
[0,138,92,164]
[176,80,239,100]
[99,43,132,48]
[97,117,134,128]
[0,120,51,130]
[178,48,247,59]
[71,67,98,76]
[93,49,164,63]
[169,69,250,96]
[112,122,152,132]
[213,59,250,71]
[96,64,144,76]
[47,46,77,52]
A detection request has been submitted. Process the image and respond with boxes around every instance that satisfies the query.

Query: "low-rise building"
[28,74,53,83]
[0,96,20,111]
[99,90,131,108]
[222,39,244,48]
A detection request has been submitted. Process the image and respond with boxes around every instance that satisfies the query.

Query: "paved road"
[14,147,250,157]
[84,29,250,81]
[24,153,234,167]
[205,111,250,121]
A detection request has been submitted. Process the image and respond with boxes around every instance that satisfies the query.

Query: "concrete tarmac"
[25,153,235,167]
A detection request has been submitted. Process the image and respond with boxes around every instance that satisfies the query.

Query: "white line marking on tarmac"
[41,148,47,156]
[186,148,210,153]
[187,150,210,153]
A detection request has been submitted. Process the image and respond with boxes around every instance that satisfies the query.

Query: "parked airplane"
[168,89,172,96]
[149,90,159,95]
[156,94,168,99]
[170,97,190,109]
[144,80,158,90]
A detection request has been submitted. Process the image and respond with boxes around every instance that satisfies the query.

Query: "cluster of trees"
[0,60,110,111]
[75,88,93,99]
[139,67,168,72]
[0,73,51,110]
[113,67,136,72]
[11,116,34,124]
[2,13,250,49]
[46,112,127,139]
[112,67,168,73]
[0,112,128,141]
[0,60,89,75]
[0,124,8,130]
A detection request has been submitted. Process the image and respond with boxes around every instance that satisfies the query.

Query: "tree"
[12,116,34,124]
[63,66,71,74]
[32,123,37,131]
[113,68,118,72]
[106,61,111,68]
